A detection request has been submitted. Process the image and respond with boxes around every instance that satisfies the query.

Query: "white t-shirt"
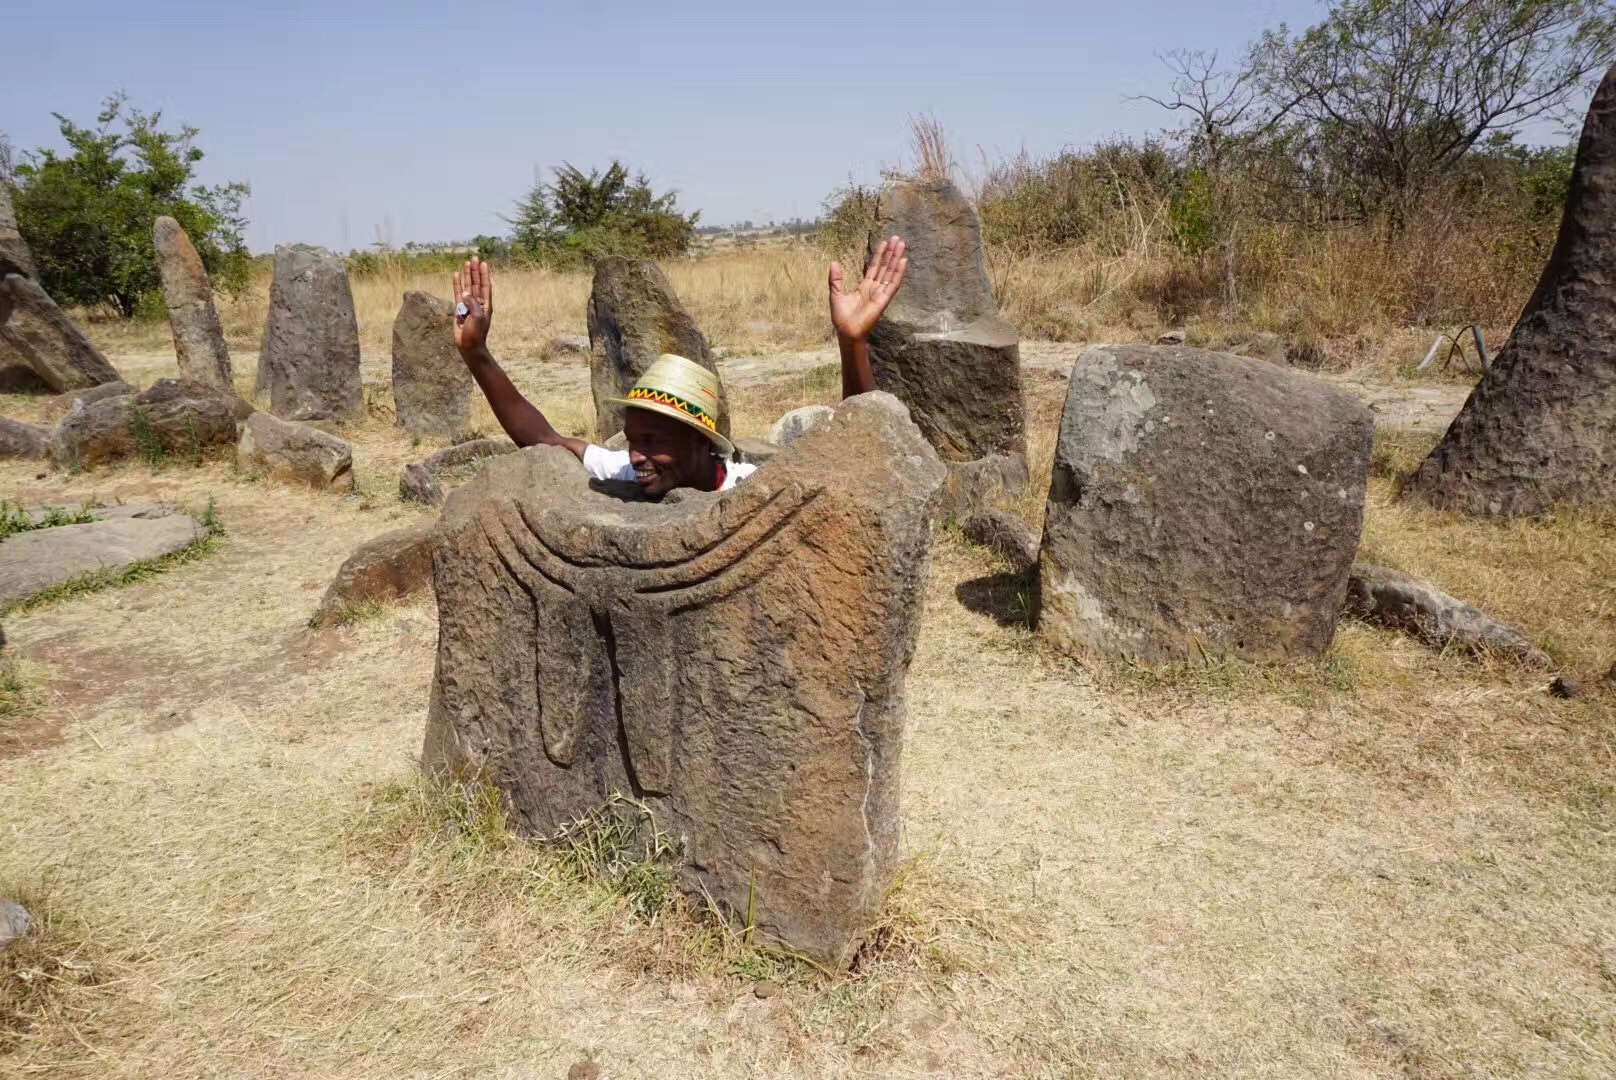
[581,445,757,491]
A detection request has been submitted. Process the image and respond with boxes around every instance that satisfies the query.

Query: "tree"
[1248,0,1616,225]
[507,161,698,265]
[5,94,250,317]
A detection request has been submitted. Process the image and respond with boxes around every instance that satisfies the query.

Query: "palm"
[452,259,494,354]
[828,237,907,341]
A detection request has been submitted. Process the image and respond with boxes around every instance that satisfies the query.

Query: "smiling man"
[449,237,908,496]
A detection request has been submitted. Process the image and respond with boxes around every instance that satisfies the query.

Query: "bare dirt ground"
[1,342,1611,1078]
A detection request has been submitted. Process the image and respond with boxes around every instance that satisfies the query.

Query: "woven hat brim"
[605,397,734,456]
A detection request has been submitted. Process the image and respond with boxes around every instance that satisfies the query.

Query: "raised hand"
[828,236,908,343]
[452,259,494,356]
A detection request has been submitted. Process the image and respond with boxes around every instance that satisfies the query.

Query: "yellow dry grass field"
[1,254,1614,1077]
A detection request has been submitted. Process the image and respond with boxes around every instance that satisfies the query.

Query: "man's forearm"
[839,334,877,398]
[460,346,566,447]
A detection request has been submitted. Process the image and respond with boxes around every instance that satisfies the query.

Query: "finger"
[453,269,462,307]
[462,261,475,300]
[828,261,844,295]
[887,255,909,292]
[481,260,494,316]
[881,240,905,286]
[862,239,887,285]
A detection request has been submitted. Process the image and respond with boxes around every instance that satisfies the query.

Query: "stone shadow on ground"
[954,571,1036,628]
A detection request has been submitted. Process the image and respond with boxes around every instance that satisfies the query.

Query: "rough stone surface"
[423,392,946,966]
[392,291,471,439]
[586,257,726,442]
[769,405,835,447]
[732,437,780,465]
[237,411,354,491]
[548,333,589,358]
[0,898,29,951]
[0,505,203,606]
[39,380,136,422]
[0,274,122,392]
[866,179,1025,462]
[1405,65,1616,515]
[0,184,34,279]
[1344,563,1554,667]
[0,415,51,460]
[940,453,1028,518]
[422,437,518,474]
[961,509,1040,577]
[258,245,362,420]
[1039,345,1374,663]
[49,379,238,470]
[1550,674,1581,699]
[316,520,438,623]
[152,216,232,390]
[398,463,444,507]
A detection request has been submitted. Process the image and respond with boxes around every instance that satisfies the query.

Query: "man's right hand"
[453,259,494,357]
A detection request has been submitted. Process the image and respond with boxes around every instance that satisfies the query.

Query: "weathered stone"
[732,437,780,465]
[768,405,834,447]
[586,257,726,442]
[152,216,232,390]
[1550,673,1581,699]
[237,411,354,492]
[0,505,204,606]
[0,364,49,393]
[258,245,361,420]
[0,184,34,279]
[1039,345,1373,663]
[392,291,471,439]
[398,463,444,507]
[940,453,1028,518]
[49,379,238,470]
[1344,563,1553,668]
[548,333,589,358]
[1405,65,1616,516]
[0,416,51,460]
[0,898,30,951]
[315,520,438,624]
[961,509,1039,577]
[421,437,517,476]
[0,274,122,392]
[423,392,946,966]
[39,380,136,422]
[1157,329,1186,346]
[866,178,1025,462]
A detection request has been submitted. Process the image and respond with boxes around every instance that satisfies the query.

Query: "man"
[451,236,909,496]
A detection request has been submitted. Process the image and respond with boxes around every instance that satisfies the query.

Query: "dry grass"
[1,337,1613,1075]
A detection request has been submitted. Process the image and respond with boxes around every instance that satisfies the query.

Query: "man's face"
[625,408,713,496]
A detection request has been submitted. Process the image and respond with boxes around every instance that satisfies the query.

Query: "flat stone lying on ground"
[396,437,519,506]
[0,504,204,606]
[315,519,438,624]
[237,411,354,492]
[1344,562,1553,668]
[961,508,1040,577]
[152,215,232,391]
[423,392,945,967]
[39,380,136,422]
[586,256,725,442]
[0,898,29,951]
[0,415,51,460]
[258,244,362,421]
[1039,344,1374,664]
[392,291,471,439]
[49,379,240,470]
[0,274,123,392]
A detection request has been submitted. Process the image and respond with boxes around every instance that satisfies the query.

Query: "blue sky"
[5,0,1323,252]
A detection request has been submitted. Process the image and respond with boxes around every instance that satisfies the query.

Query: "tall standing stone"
[0,274,122,392]
[866,178,1026,463]
[1405,66,1616,515]
[423,393,946,967]
[392,291,471,439]
[258,244,362,421]
[0,184,35,279]
[152,216,232,391]
[586,257,726,442]
[1039,345,1373,664]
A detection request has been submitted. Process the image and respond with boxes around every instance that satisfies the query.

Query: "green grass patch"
[0,500,97,539]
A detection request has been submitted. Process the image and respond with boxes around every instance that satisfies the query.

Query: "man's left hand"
[828,236,907,343]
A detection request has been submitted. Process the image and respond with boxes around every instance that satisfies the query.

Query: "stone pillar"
[153,216,232,391]
[258,244,362,421]
[392,291,471,439]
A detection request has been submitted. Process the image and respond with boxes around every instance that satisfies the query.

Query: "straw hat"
[606,353,733,456]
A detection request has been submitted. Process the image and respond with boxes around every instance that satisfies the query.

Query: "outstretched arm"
[828,236,908,398]
[453,259,587,458]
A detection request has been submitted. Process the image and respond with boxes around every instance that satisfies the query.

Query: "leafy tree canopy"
[508,161,698,264]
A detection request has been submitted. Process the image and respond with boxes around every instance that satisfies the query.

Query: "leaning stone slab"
[587,257,726,442]
[49,379,239,470]
[392,291,471,439]
[1344,563,1553,667]
[258,245,361,420]
[1040,345,1374,663]
[866,178,1026,463]
[152,216,232,390]
[0,505,203,606]
[423,392,946,966]
[0,274,122,392]
[0,415,51,460]
[237,411,354,492]
[1405,64,1616,516]
[315,520,438,624]
[0,184,35,279]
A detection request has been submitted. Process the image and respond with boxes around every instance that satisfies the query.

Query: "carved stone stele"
[422,393,945,966]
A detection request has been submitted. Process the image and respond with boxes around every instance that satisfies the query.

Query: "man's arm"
[828,236,908,398]
[453,259,587,458]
